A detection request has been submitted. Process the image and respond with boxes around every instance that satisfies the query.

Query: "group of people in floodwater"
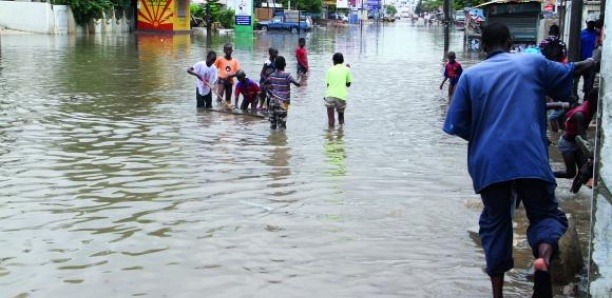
[187,18,603,297]
[187,37,352,129]
[444,18,603,298]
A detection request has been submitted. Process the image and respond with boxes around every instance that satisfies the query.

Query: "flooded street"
[0,22,592,297]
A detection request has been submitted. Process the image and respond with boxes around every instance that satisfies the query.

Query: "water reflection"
[265,131,291,183]
[324,128,346,177]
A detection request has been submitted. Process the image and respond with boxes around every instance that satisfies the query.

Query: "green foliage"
[191,3,205,18]
[209,2,222,23]
[51,0,133,25]
[384,5,398,16]
[51,0,109,25]
[419,0,489,13]
[218,8,235,29]
[280,0,323,13]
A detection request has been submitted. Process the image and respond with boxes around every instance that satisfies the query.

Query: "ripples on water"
[0,24,590,297]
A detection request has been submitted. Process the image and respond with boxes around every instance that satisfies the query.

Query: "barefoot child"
[234,70,261,111]
[259,47,278,110]
[324,53,352,127]
[266,56,301,129]
[187,51,218,109]
[214,43,241,104]
[439,51,463,101]
[295,38,309,79]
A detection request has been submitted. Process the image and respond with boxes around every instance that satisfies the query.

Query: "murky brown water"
[0,23,591,297]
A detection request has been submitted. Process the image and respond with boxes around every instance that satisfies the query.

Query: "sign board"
[235,15,252,25]
[367,0,381,10]
[232,0,252,23]
[337,0,348,8]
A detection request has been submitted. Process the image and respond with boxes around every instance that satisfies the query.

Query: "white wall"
[591,1,612,296]
[0,2,75,34]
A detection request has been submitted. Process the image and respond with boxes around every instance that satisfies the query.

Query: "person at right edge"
[443,23,597,298]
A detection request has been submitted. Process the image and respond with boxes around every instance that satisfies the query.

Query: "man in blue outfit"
[443,23,597,298]
[574,17,599,98]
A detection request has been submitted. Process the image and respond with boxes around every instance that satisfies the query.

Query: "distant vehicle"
[257,16,311,33]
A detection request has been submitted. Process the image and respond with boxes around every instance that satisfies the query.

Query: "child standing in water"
[259,47,278,110]
[266,56,301,129]
[439,51,463,101]
[214,43,241,104]
[324,52,352,127]
[295,38,309,79]
[187,51,218,109]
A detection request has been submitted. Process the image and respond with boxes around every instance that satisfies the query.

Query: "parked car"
[256,16,311,33]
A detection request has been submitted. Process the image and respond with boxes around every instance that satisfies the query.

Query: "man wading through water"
[443,22,597,298]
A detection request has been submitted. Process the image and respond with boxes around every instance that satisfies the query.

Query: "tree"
[280,0,323,12]
[384,4,398,17]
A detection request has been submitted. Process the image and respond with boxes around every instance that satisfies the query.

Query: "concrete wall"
[590,1,612,296]
[0,2,76,34]
[0,2,132,34]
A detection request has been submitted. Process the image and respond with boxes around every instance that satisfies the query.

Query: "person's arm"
[210,68,218,85]
[228,60,241,79]
[574,112,587,139]
[234,84,241,108]
[442,76,471,141]
[346,68,352,88]
[187,67,200,79]
[439,77,448,89]
[259,63,267,80]
[546,102,570,110]
[288,74,300,87]
[574,47,600,74]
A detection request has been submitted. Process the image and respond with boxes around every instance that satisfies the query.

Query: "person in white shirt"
[187,51,218,109]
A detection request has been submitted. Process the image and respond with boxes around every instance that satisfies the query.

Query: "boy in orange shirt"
[214,43,241,104]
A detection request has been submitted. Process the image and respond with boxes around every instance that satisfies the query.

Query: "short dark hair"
[207,50,216,59]
[274,56,286,70]
[332,52,344,65]
[298,37,306,44]
[549,24,560,36]
[268,47,277,56]
[482,22,511,49]
[224,43,233,49]
[447,51,456,59]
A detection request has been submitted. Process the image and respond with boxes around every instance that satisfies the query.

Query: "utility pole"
[205,0,219,49]
[443,0,451,55]
[567,0,582,62]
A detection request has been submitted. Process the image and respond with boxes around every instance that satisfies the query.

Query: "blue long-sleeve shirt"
[443,52,574,193]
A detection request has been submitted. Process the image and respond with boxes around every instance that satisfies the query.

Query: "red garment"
[295,47,308,69]
[564,101,591,137]
[235,79,261,102]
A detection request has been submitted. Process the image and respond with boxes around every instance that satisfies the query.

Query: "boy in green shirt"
[324,53,352,127]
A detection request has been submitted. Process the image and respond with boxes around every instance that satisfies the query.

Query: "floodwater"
[0,22,592,297]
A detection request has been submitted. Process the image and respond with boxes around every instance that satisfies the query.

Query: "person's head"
[587,87,599,114]
[481,22,512,54]
[268,47,278,59]
[274,56,286,70]
[548,24,560,36]
[206,51,217,66]
[447,51,456,62]
[332,52,344,65]
[223,43,233,57]
[586,16,596,30]
[298,37,306,47]
[235,69,247,83]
